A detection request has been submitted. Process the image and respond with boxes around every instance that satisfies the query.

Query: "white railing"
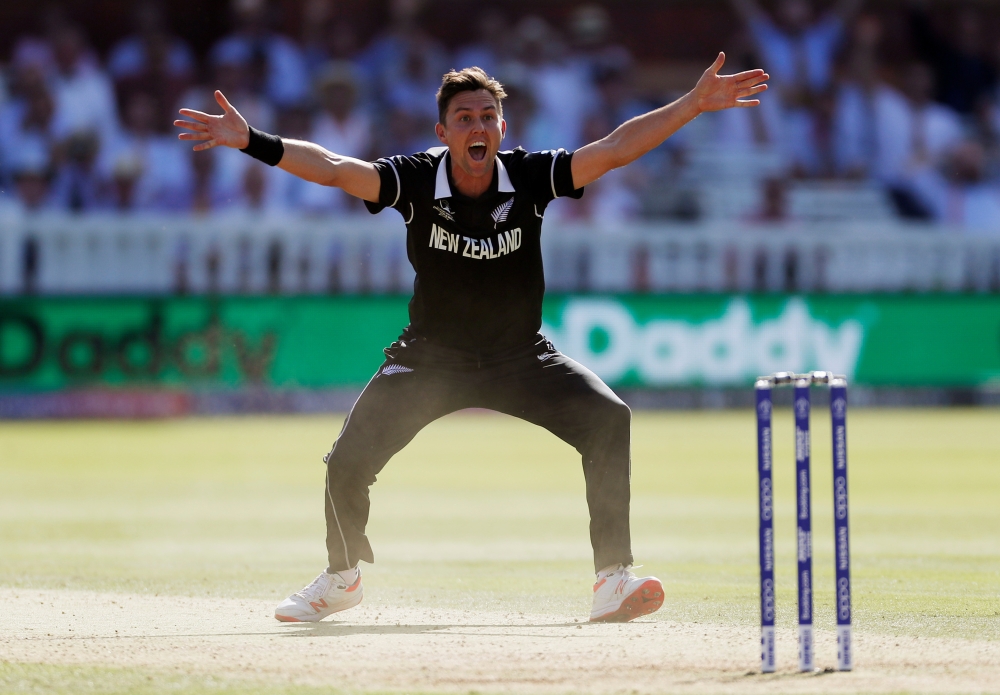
[1,212,999,295]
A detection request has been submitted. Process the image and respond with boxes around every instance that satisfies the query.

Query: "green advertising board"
[1,295,998,390]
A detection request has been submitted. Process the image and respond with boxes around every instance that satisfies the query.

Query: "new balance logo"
[380,364,414,377]
[309,598,328,612]
[491,198,514,227]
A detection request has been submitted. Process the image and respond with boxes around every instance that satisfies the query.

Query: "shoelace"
[600,564,640,581]
[295,572,332,601]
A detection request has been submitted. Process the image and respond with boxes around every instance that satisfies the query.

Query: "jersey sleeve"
[364,156,406,215]
[512,149,585,205]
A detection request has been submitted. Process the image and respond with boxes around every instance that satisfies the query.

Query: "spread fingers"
[177,109,213,123]
[737,84,769,98]
[174,119,208,132]
[736,73,770,88]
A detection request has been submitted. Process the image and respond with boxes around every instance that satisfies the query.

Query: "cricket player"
[175,54,768,623]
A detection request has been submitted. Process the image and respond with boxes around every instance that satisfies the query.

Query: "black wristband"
[240,126,284,166]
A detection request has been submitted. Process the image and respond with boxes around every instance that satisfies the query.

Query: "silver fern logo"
[380,364,414,377]
[491,198,514,227]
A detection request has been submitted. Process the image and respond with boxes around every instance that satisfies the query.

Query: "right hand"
[174,90,250,151]
[691,53,769,113]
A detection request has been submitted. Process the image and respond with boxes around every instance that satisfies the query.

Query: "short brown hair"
[435,67,507,124]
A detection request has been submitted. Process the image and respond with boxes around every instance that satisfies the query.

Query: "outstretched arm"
[174,90,381,203]
[571,53,768,189]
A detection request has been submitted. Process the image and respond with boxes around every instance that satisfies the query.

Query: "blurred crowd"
[713,0,1000,231]
[1,0,1000,231]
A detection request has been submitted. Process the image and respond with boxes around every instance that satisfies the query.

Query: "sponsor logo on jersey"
[433,200,455,222]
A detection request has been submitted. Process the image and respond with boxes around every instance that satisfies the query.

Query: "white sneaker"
[590,564,663,623]
[274,568,363,622]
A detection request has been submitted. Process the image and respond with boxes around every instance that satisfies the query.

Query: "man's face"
[435,90,506,181]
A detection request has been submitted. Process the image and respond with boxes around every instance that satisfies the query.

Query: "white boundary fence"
[1,212,999,295]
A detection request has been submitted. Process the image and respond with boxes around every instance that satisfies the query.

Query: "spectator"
[210,0,310,108]
[50,129,102,211]
[908,1,996,117]
[0,61,58,188]
[108,2,194,83]
[936,140,1000,233]
[28,25,113,212]
[182,39,278,211]
[589,57,648,131]
[8,139,55,212]
[384,34,446,122]
[731,0,865,98]
[978,39,1000,177]
[49,25,120,154]
[568,4,633,87]
[454,10,511,77]
[295,62,373,213]
[100,91,193,211]
[750,177,793,223]
[870,62,965,219]
[709,35,785,155]
[299,0,369,92]
[299,0,336,69]
[548,112,645,224]
[109,1,194,129]
[507,16,595,151]
[381,106,438,158]
[833,13,887,178]
[730,0,865,175]
[208,41,275,132]
[203,101,314,215]
[263,103,319,213]
[241,159,269,212]
[358,0,448,112]
[495,68,559,153]
[190,145,215,215]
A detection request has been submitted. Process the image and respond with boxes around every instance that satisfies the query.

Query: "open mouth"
[468,141,487,162]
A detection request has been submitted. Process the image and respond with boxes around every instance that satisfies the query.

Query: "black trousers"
[322,334,633,573]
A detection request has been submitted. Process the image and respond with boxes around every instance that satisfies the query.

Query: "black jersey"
[365,146,584,353]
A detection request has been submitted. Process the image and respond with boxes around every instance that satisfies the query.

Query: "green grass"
[1,409,999,692]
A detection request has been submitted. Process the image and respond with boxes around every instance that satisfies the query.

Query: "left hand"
[692,53,770,113]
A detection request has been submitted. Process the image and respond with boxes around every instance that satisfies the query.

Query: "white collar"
[432,148,515,199]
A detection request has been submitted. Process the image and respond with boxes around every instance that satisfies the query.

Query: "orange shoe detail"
[309,598,329,612]
[274,614,303,622]
[590,579,664,623]
[345,576,362,593]
[593,578,607,593]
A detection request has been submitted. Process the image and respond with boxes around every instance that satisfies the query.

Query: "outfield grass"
[1,408,999,692]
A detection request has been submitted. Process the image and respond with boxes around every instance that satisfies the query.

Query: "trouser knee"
[578,398,630,454]
[594,398,631,436]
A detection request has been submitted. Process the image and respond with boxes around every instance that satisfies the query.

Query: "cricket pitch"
[2,410,999,694]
